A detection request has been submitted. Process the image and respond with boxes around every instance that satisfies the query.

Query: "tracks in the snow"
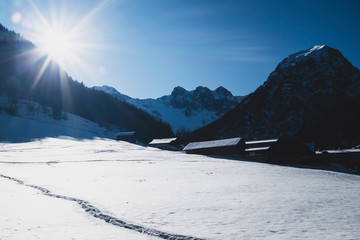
[0,173,204,240]
[0,159,151,164]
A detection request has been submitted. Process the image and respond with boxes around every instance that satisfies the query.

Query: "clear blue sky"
[1,0,360,98]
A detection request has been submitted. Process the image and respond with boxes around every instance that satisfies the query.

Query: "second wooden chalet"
[183,137,246,157]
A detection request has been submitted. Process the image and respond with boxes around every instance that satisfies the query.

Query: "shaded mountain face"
[0,24,173,142]
[94,85,243,135]
[181,45,360,149]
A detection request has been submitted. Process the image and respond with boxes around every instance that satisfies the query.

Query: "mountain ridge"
[93,85,244,134]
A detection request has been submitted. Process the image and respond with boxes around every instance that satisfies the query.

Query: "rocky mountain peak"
[194,86,211,93]
[276,45,350,72]
[171,86,188,97]
[93,85,130,101]
[94,85,119,95]
[215,86,233,98]
[279,45,327,68]
[193,86,212,100]
[264,45,360,99]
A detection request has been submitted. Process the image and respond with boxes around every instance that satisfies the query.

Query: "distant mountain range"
[179,45,360,149]
[93,85,243,134]
[0,23,173,143]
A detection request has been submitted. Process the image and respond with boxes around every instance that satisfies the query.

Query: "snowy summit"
[279,45,329,69]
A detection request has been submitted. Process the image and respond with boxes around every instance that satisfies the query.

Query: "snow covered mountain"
[181,45,360,148]
[94,85,244,134]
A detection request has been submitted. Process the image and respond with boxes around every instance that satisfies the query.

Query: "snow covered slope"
[93,86,243,134]
[0,96,119,142]
[0,138,359,239]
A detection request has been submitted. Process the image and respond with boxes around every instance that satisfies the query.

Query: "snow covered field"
[0,138,359,239]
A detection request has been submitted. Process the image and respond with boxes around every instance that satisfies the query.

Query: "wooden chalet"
[267,134,314,163]
[245,138,278,159]
[183,137,246,157]
[244,134,314,163]
[316,148,360,172]
[149,138,178,151]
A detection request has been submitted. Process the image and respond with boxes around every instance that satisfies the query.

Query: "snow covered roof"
[245,139,278,145]
[316,149,360,154]
[245,146,270,152]
[149,138,177,145]
[116,131,135,137]
[183,137,243,151]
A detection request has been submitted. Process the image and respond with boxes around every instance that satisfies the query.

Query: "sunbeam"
[32,56,52,90]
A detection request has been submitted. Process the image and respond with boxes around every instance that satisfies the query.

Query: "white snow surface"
[1,137,359,239]
[0,176,156,240]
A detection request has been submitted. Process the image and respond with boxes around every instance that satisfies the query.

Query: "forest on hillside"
[0,24,173,142]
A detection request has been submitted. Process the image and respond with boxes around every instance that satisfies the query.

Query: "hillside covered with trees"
[0,24,173,142]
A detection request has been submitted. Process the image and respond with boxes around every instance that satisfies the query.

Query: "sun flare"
[41,28,74,62]
[22,0,108,88]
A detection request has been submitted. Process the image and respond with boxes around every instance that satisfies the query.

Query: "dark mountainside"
[0,24,173,142]
[178,45,360,149]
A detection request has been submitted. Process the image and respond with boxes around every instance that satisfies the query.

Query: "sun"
[41,28,75,63]
[23,0,108,87]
